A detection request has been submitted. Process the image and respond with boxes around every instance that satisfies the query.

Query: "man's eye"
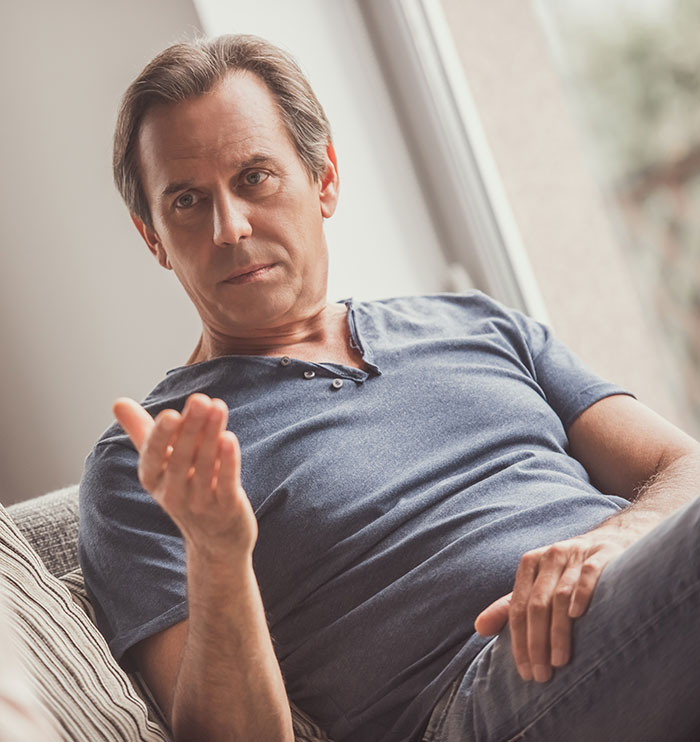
[244,171,269,186]
[175,193,197,208]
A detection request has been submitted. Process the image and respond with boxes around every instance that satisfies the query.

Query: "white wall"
[1,0,447,504]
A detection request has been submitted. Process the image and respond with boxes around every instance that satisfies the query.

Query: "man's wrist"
[185,542,255,579]
[593,506,664,546]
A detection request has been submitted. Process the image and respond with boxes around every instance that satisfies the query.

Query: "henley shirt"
[79,291,632,742]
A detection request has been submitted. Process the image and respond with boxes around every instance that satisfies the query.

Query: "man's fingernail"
[533,664,551,683]
[518,663,533,681]
[551,649,567,666]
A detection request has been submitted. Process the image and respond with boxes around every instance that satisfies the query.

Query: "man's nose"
[212,192,253,247]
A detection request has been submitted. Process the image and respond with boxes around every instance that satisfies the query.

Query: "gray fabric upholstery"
[0,501,169,742]
[7,485,80,578]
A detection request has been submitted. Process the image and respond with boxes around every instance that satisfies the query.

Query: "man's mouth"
[223,264,276,284]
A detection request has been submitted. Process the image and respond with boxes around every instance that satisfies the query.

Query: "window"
[535,0,700,435]
[424,0,694,434]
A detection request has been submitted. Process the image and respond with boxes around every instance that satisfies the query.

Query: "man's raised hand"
[113,394,258,559]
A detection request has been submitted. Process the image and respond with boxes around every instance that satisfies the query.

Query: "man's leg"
[427,495,700,742]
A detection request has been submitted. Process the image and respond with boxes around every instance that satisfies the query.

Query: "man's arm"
[115,394,293,742]
[475,393,700,683]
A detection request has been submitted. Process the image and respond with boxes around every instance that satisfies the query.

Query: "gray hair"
[113,34,332,228]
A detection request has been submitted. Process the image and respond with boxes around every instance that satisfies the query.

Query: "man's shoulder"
[353,290,516,329]
[359,289,499,311]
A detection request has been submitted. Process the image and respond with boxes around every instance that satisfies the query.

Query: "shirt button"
[331,378,344,390]
[280,356,291,367]
[303,370,316,379]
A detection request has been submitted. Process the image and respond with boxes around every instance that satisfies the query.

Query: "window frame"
[357,0,549,323]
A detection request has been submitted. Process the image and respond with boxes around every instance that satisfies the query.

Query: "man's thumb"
[474,593,512,637]
[113,397,154,452]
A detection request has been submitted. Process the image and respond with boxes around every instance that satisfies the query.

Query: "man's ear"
[319,143,339,219]
[130,214,172,270]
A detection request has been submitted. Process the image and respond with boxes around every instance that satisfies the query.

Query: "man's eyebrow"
[159,155,277,200]
[161,180,194,199]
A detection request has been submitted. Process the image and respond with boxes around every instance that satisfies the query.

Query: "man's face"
[134,71,338,336]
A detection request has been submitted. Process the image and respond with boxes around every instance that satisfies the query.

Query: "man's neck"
[186,302,357,366]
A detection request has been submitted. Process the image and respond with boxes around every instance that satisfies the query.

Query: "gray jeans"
[423,496,700,742]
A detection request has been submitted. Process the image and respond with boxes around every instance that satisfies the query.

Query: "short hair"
[113,34,332,228]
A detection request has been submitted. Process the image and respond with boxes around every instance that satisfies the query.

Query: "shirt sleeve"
[78,430,188,667]
[506,303,635,430]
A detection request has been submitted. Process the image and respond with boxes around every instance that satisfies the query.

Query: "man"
[79,34,700,742]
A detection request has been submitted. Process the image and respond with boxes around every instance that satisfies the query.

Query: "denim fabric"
[423,495,700,742]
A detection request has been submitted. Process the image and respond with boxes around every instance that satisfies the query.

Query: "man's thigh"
[425,496,700,742]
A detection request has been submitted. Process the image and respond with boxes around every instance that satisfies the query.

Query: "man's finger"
[190,400,228,493]
[474,593,511,637]
[569,553,607,618]
[216,430,242,500]
[113,397,155,452]
[549,563,580,667]
[528,543,581,683]
[139,409,181,493]
[509,548,543,681]
[163,394,212,488]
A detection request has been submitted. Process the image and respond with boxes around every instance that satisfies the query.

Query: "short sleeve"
[508,306,635,430]
[78,432,188,666]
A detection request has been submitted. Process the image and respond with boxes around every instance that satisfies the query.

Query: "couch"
[2,485,334,742]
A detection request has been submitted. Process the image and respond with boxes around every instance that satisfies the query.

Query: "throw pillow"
[0,503,168,742]
[0,592,59,741]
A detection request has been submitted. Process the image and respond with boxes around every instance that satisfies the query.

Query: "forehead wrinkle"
[152,128,263,162]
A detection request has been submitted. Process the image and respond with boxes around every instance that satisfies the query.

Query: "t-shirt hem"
[110,600,188,667]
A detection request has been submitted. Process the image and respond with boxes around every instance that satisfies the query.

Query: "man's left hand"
[474,531,629,683]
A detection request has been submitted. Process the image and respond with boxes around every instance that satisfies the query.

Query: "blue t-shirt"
[79,292,631,742]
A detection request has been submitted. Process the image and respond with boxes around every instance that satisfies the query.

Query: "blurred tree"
[549,0,700,180]
[539,0,700,434]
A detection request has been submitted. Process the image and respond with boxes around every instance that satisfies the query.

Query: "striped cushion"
[60,569,334,742]
[0,503,168,741]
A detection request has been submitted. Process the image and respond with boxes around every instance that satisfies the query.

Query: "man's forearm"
[114,395,293,740]
[592,451,700,544]
[171,550,293,742]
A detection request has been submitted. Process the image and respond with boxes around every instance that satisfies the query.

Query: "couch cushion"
[7,484,80,577]
[0,501,168,741]
[60,569,170,733]
[0,593,59,740]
